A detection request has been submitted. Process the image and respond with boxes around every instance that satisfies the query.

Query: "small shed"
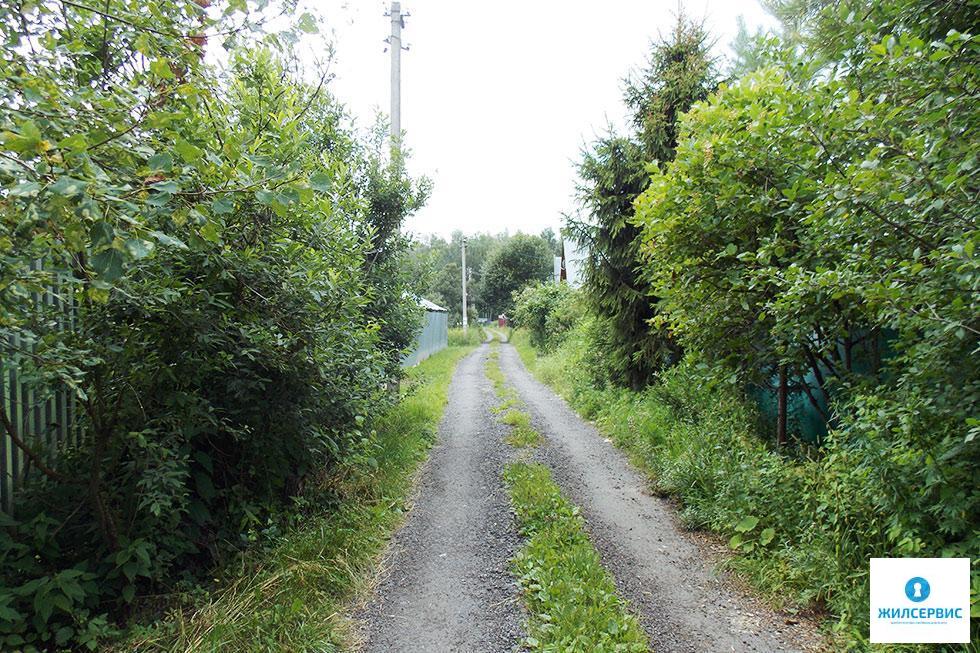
[402,298,448,367]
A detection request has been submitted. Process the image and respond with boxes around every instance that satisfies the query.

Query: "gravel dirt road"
[496,343,823,653]
[357,342,824,652]
[356,345,523,652]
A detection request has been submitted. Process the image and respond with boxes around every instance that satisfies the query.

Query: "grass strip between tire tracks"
[486,345,541,448]
[504,462,649,652]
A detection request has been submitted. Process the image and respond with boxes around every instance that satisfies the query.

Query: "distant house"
[558,237,588,288]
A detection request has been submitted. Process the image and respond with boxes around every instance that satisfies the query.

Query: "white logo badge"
[870,558,970,643]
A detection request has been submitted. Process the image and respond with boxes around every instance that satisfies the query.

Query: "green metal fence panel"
[403,305,448,368]
[1,265,76,513]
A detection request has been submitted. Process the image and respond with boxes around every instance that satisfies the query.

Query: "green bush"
[512,282,580,351]
[0,4,427,649]
[119,345,472,652]
[447,326,484,347]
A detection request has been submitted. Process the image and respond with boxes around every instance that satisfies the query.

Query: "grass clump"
[485,344,519,404]
[504,462,648,652]
[121,346,474,652]
[501,409,541,448]
[485,346,540,447]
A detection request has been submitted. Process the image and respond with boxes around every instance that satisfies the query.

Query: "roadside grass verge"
[504,462,648,652]
[120,345,474,652]
[448,326,486,346]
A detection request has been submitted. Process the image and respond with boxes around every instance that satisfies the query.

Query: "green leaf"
[55,626,74,645]
[194,470,216,500]
[90,248,124,282]
[58,133,89,153]
[124,238,155,259]
[9,181,41,197]
[310,171,332,193]
[149,230,188,250]
[734,516,759,533]
[211,196,234,214]
[90,221,115,248]
[199,220,221,243]
[48,176,86,198]
[149,58,175,79]
[148,152,173,172]
[175,140,203,163]
[297,12,318,33]
[121,584,135,603]
[2,119,43,154]
[149,179,179,194]
[759,528,775,546]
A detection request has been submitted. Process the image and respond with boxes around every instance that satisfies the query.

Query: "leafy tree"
[539,227,561,256]
[568,16,716,389]
[413,230,558,323]
[358,139,431,378]
[0,2,428,648]
[729,15,770,76]
[633,2,978,629]
[480,234,552,318]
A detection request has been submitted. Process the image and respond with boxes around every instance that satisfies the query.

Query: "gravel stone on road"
[356,345,523,653]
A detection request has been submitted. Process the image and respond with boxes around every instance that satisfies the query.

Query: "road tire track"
[356,345,523,652]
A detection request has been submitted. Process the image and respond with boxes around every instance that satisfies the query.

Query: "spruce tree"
[569,16,716,389]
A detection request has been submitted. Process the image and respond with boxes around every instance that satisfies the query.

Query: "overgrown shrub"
[630,8,978,635]
[0,3,427,649]
[512,282,579,351]
[447,327,484,347]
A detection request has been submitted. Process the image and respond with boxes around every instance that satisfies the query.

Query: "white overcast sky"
[300,1,777,239]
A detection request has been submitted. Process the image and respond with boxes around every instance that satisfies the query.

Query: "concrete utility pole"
[387,2,406,153]
[461,237,468,333]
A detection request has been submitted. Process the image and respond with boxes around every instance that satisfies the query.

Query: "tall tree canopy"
[568,16,717,389]
[479,233,553,318]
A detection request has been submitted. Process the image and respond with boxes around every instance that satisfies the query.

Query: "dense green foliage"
[0,2,428,649]
[119,345,472,652]
[511,281,579,351]
[504,462,647,652]
[447,326,485,347]
[514,0,979,646]
[477,233,553,319]
[633,0,978,561]
[412,230,556,324]
[566,18,715,389]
